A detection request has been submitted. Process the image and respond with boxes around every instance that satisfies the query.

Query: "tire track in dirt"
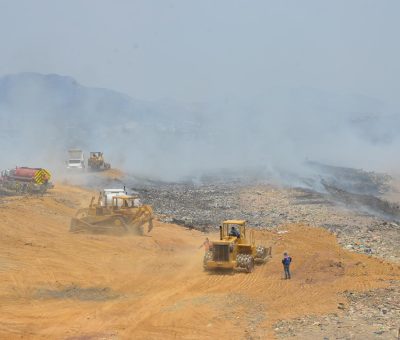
[0,186,399,339]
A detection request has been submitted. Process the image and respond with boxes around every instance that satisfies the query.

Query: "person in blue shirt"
[282,252,292,279]
[228,226,240,238]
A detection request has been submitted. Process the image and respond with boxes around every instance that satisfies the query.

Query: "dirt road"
[0,184,399,339]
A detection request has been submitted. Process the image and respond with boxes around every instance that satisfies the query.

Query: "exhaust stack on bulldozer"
[70,189,154,236]
[203,220,271,273]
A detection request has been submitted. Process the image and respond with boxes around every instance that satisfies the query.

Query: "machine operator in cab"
[229,226,240,238]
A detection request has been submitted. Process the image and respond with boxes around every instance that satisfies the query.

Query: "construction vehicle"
[66,149,85,170]
[70,190,154,236]
[88,152,111,171]
[203,220,271,273]
[0,167,53,194]
[102,188,127,203]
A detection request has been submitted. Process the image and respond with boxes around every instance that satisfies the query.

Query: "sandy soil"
[99,168,125,180]
[0,184,399,339]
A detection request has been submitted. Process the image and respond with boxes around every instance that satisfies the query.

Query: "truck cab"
[67,149,85,170]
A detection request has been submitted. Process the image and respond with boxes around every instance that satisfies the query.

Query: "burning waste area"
[128,163,400,263]
[0,162,400,339]
[2,2,400,337]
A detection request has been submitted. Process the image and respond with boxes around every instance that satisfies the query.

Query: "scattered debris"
[274,283,400,339]
[34,284,120,301]
[131,176,400,262]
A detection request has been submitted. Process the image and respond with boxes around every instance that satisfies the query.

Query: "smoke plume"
[0,72,399,185]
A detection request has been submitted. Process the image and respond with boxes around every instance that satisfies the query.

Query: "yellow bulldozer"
[70,192,154,236]
[88,152,111,171]
[203,220,271,273]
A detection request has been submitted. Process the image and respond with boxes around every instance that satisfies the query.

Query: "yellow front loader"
[204,220,271,273]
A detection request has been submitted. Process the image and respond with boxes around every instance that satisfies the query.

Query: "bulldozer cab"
[90,152,102,159]
[111,195,138,209]
[220,220,255,246]
[221,220,246,238]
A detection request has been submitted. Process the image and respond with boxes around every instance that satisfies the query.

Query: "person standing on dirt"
[199,237,212,252]
[282,252,292,279]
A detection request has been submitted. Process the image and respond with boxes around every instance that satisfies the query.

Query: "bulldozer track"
[240,269,267,290]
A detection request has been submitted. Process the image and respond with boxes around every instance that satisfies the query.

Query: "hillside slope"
[0,184,399,339]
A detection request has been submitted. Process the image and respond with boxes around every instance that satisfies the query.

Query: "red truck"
[0,167,53,194]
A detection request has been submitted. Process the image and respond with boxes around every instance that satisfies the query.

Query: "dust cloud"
[0,73,399,185]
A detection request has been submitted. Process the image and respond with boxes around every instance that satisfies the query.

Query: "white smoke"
[0,73,399,184]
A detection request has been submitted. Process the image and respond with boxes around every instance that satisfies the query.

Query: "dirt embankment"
[0,184,399,339]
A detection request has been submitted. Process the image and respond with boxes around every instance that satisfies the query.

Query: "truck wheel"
[256,245,267,260]
[236,254,243,267]
[245,256,254,273]
[203,250,213,268]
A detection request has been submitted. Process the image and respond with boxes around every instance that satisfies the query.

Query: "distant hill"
[0,73,206,175]
[0,72,398,180]
[0,72,164,136]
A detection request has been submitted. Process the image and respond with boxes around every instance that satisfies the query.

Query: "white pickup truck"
[67,149,85,170]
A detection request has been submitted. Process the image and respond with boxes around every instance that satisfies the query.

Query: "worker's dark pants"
[284,265,291,279]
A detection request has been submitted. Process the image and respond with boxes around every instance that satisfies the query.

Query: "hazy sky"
[0,0,399,106]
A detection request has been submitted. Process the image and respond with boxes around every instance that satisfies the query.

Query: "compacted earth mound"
[0,184,399,339]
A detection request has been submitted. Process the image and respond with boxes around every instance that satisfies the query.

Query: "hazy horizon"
[0,1,399,183]
[0,1,399,106]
